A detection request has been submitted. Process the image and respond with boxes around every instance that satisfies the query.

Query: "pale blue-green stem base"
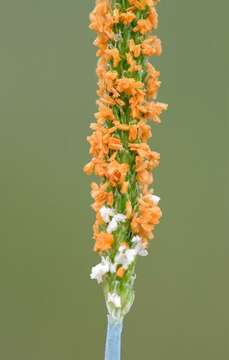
[105,315,123,360]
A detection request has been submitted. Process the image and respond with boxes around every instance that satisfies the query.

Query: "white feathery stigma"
[107,213,126,233]
[115,247,137,270]
[107,292,121,308]
[131,236,148,257]
[151,195,161,205]
[90,257,116,283]
[99,206,115,223]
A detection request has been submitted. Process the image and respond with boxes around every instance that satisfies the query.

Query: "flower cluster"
[84,0,167,319]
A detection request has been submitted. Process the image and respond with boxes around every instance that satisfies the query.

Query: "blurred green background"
[0,1,228,359]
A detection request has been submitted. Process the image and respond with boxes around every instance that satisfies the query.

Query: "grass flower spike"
[84,0,167,358]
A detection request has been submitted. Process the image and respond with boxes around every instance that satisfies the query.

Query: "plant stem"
[105,315,123,360]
